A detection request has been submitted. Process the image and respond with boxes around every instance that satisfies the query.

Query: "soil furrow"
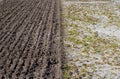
[0,0,26,31]
[0,0,24,20]
[0,0,40,70]
[0,0,38,51]
[0,0,63,79]
[0,0,36,41]
[0,0,41,68]
[43,0,62,78]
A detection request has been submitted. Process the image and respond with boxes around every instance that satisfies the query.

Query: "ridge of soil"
[0,0,63,79]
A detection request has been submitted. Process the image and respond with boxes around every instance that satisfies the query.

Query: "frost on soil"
[62,0,120,79]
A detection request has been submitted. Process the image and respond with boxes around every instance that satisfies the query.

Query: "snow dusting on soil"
[62,0,120,79]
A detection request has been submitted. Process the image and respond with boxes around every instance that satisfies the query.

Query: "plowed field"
[0,0,63,79]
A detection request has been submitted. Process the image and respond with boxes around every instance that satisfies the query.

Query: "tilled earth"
[0,0,63,79]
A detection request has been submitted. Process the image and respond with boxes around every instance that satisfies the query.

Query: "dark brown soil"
[0,0,63,79]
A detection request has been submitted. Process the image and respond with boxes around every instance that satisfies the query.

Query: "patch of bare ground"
[0,0,63,79]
